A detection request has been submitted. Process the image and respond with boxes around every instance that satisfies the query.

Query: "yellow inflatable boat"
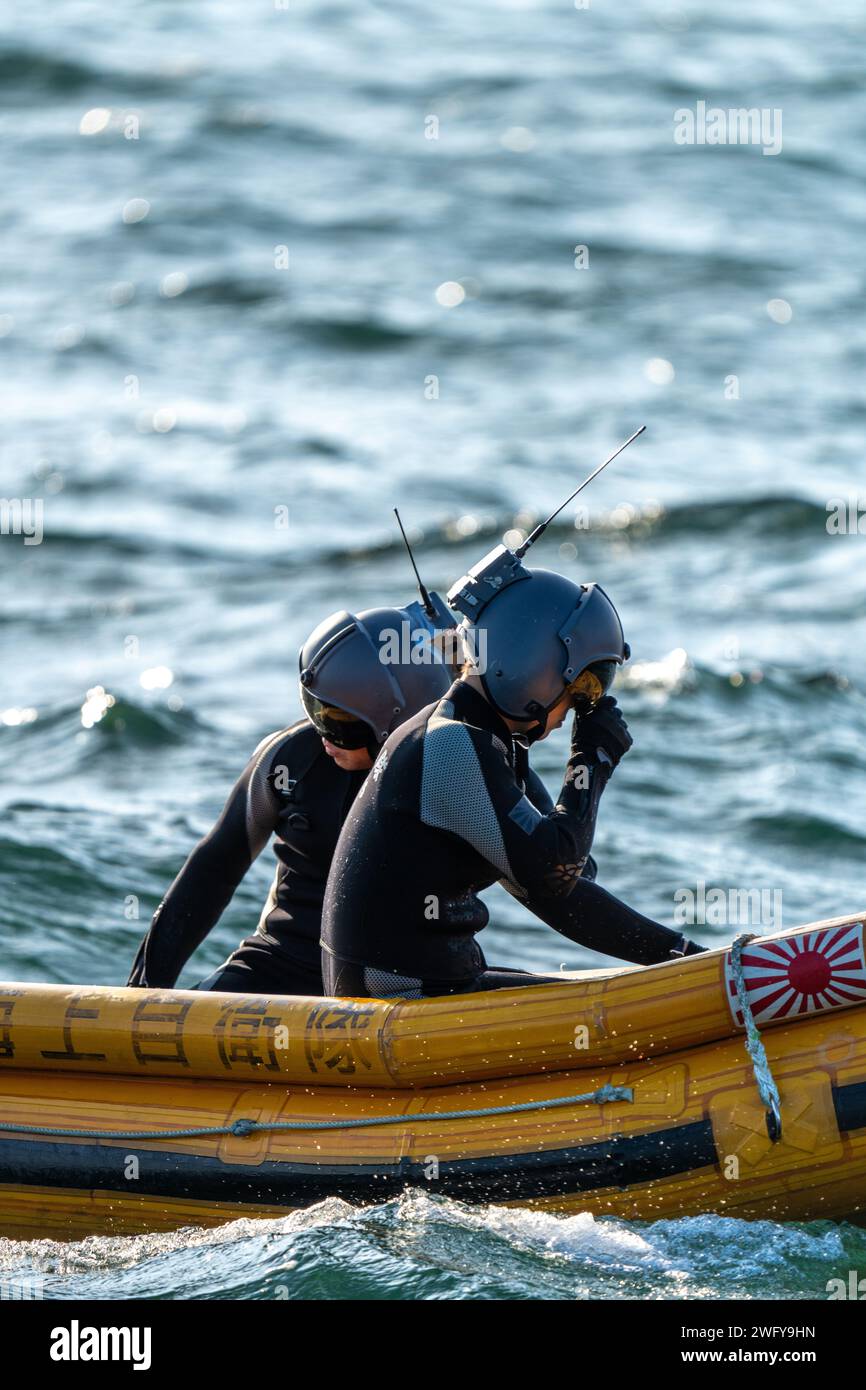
[2,912,866,1239]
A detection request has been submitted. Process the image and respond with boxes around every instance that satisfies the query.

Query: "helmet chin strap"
[519,696,554,745]
[522,719,548,746]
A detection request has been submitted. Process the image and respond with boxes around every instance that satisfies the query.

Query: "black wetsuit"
[321,680,691,997]
[127,721,366,993]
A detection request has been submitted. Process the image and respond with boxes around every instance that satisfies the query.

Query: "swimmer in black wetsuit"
[126,596,454,994]
[321,544,705,998]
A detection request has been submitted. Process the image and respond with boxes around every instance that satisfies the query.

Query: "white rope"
[730,932,783,1143]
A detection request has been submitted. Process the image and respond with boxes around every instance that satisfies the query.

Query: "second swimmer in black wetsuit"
[126,595,454,994]
[321,544,706,998]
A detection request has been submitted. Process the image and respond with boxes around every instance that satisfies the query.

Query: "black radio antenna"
[394,508,436,619]
[514,425,646,558]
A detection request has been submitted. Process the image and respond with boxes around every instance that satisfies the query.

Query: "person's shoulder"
[425,696,510,763]
[250,719,321,770]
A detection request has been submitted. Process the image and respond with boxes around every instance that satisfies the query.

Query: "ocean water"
[4,1193,866,1302]
[2,0,866,1299]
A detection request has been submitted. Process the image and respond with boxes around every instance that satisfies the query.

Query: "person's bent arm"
[126,732,284,987]
[451,700,625,900]
[508,702,702,962]
[423,697,692,964]
[520,746,601,883]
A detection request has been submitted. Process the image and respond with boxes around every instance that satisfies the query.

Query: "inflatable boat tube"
[0,913,864,1238]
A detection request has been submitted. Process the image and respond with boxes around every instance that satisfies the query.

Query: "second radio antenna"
[394,508,436,620]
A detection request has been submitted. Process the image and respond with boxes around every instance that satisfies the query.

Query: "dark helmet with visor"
[299,593,453,754]
[447,543,629,734]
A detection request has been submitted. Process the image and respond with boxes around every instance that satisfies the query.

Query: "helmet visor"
[300,688,374,750]
[566,659,618,712]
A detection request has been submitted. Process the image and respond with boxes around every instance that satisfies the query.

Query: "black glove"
[571,695,633,770]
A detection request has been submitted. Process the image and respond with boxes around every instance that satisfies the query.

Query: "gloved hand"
[571,695,633,769]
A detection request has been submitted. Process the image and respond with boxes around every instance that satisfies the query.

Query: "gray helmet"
[447,544,629,724]
[299,594,453,751]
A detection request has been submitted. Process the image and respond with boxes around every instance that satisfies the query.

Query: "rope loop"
[730,932,783,1143]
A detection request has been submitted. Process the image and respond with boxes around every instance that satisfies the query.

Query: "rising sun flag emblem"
[726,923,866,1026]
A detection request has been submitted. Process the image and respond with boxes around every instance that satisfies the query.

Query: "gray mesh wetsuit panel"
[420,712,515,882]
[363,967,424,998]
